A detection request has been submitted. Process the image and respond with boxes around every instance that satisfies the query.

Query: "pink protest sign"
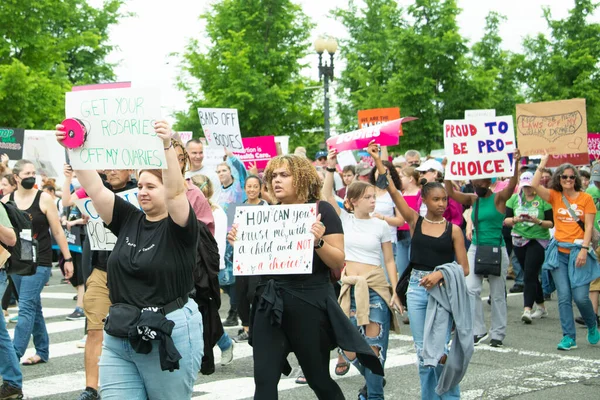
[327,117,417,152]
[588,133,600,160]
[233,136,277,169]
[545,153,589,167]
[71,82,132,91]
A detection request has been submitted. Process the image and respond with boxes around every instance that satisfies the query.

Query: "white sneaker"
[521,310,532,324]
[220,342,234,366]
[531,308,548,319]
[76,335,87,349]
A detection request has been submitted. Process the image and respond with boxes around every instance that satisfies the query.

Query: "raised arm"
[496,150,521,206]
[444,180,476,207]
[367,142,419,227]
[61,164,76,207]
[323,149,342,216]
[530,153,550,202]
[156,121,190,227]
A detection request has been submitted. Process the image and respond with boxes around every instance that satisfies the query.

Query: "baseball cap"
[591,164,600,183]
[416,159,444,174]
[519,171,534,187]
[357,164,372,176]
[315,150,328,159]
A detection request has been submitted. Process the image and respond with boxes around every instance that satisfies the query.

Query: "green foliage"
[175,0,324,157]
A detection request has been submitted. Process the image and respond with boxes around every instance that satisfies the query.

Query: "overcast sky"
[96,0,596,123]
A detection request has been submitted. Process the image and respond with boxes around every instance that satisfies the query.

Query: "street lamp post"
[314,36,338,142]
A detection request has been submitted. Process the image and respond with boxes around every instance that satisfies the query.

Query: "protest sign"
[233,204,316,276]
[588,133,600,160]
[233,136,277,169]
[65,88,165,170]
[516,99,588,157]
[274,136,289,155]
[198,108,244,152]
[336,150,357,168]
[545,153,589,168]
[327,117,417,152]
[201,144,225,172]
[174,131,193,145]
[72,82,132,91]
[358,108,401,129]
[465,109,496,119]
[444,116,517,180]
[22,130,66,181]
[74,189,140,251]
[0,127,24,160]
[51,226,83,254]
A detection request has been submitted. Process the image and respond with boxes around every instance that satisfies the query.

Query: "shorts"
[590,277,600,292]
[83,269,111,330]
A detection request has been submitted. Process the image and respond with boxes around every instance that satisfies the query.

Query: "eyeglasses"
[560,175,576,180]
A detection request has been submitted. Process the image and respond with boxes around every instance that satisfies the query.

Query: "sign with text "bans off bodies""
[65,88,166,170]
[198,108,244,152]
[327,117,417,152]
[444,116,516,180]
[233,204,316,276]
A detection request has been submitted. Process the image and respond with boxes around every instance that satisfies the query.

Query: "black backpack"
[2,201,38,276]
[193,220,221,308]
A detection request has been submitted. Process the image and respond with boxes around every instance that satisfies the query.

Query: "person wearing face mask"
[444,150,521,348]
[3,160,74,366]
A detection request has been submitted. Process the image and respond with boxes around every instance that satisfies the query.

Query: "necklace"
[424,217,446,224]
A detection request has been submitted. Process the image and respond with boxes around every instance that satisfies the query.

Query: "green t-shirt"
[506,193,552,240]
[585,185,600,232]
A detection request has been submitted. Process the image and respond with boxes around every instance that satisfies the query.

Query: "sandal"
[295,375,307,385]
[22,355,46,366]
[335,361,351,376]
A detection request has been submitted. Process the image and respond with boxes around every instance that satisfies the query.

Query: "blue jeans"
[0,270,22,389]
[11,265,52,361]
[346,288,390,400]
[99,298,203,399]
[542,270,556,296]
[395,233,411,277]
[511,251,524,286]
[407,270,460,400]
[552,252,598,340]
[217,332,232,351]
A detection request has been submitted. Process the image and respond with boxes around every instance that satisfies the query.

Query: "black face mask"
[474,186,489,198]
[21,177,36,190]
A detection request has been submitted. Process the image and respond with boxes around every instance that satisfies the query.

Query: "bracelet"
[581,246,590,250]
[326,167,337,173]
[64,258,73,263]
[537,220,543,226]
[164,142,173,151]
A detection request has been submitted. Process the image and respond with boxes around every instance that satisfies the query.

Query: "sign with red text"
[444,116,516,180]
[327,117,417,152]
[65,88,165,170]
[545,153,589,168]
[588,133,600,160]
[198,108,244,152]
[174,131,193,145]
[232,204,316,276]
[232,136,277,169]
[516,99,588,157]
[358,108,400,129]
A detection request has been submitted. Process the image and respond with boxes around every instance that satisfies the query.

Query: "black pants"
[235,276,258,327]
[1,276,18,310]
[252,290,344,400]
[513,240,545,308]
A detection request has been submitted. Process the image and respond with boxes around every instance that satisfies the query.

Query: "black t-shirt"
[106,195,199,308]
[263,201,343,283]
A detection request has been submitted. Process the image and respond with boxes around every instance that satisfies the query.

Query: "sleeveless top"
[471,194,505,246]
[11,191,52,266]
[409,216,454,271]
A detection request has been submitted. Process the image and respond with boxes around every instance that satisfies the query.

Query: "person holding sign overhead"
[529,154,600,351]
[228,154,383,400]
[56,121,202,399]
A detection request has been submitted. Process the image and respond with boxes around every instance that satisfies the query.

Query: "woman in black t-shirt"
[56,121,202,400]
[228,155,383,400]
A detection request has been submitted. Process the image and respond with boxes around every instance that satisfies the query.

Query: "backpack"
[2,201,38,276]
[193,220,221,308]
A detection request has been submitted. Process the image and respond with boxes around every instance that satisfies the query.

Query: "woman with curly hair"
[228,155,382,400]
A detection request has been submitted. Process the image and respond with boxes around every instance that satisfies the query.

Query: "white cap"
[416,159,444,174]
[519,171,534,187]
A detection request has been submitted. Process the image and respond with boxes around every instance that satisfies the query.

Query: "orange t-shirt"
[548,189,596,252]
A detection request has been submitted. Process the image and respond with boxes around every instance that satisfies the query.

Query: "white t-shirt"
[186,166,221,203]
[340,209,391,266]
[212,206,227,270]
[374,191,397,243]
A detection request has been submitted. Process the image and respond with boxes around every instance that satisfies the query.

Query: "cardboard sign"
[516,99,588,157]
[0,127,24,160]
[545,153,589,168]
[198,108,244,152]
[588,133,600,160]
[22,130,66,180]
[74,189,140,251]
[358,108,401,129]
[465,109,496,119]
[65,88,165,170]
[444,116,517,180]
[327,117,417,152]
[232,204,316,276]
[232,136,277,169]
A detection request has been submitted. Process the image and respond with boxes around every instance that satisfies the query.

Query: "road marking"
[41,292,77,300]
[20,340,83,363]
[10,307,75,319]
[8,319,85,339]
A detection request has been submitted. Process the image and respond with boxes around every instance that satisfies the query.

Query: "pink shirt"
[399,192,420,231]
[186,181,215,235]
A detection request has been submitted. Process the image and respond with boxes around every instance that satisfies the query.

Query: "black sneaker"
[66,308,86,321]
[233,329,249,343]
[77,387,100,400]
[509,284,524,293]
[474,333,489,346]
[223,310,239,327]
[490,339,503,347]
[0,382,23,399]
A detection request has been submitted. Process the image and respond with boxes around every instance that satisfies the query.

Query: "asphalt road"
[6,268,600,399]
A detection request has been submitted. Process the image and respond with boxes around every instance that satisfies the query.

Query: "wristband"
[326,167,337,173]
[164,142,173,151]
[581,246,590,250]
[64,258,73,263]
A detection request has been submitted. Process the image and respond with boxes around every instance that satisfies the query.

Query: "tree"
[175,0,324,157]
[0,0,127,129]
[521,0,600,130]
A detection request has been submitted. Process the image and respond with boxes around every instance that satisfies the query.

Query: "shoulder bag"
[474,199,502,277]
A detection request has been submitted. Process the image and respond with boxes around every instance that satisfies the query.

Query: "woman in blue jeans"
[4,160,74,366]
[370,143,470,399]
[56,121,202,399]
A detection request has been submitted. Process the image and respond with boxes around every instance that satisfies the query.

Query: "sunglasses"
[560,175,576,180]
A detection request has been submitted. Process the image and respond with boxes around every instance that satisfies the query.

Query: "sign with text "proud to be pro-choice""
[65,88,166,170]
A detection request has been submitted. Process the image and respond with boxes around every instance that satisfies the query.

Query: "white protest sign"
[201,144,225,172]
[22,130,66,185]
[65,88,165,170]
[233,204,316,276]
[274,136,289,155]
[465,109,496,119]
[444,116,516,180]
[74,189,140,251]
[175,131,193,145]
[198,108,244,152]
[336,150,357,168]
